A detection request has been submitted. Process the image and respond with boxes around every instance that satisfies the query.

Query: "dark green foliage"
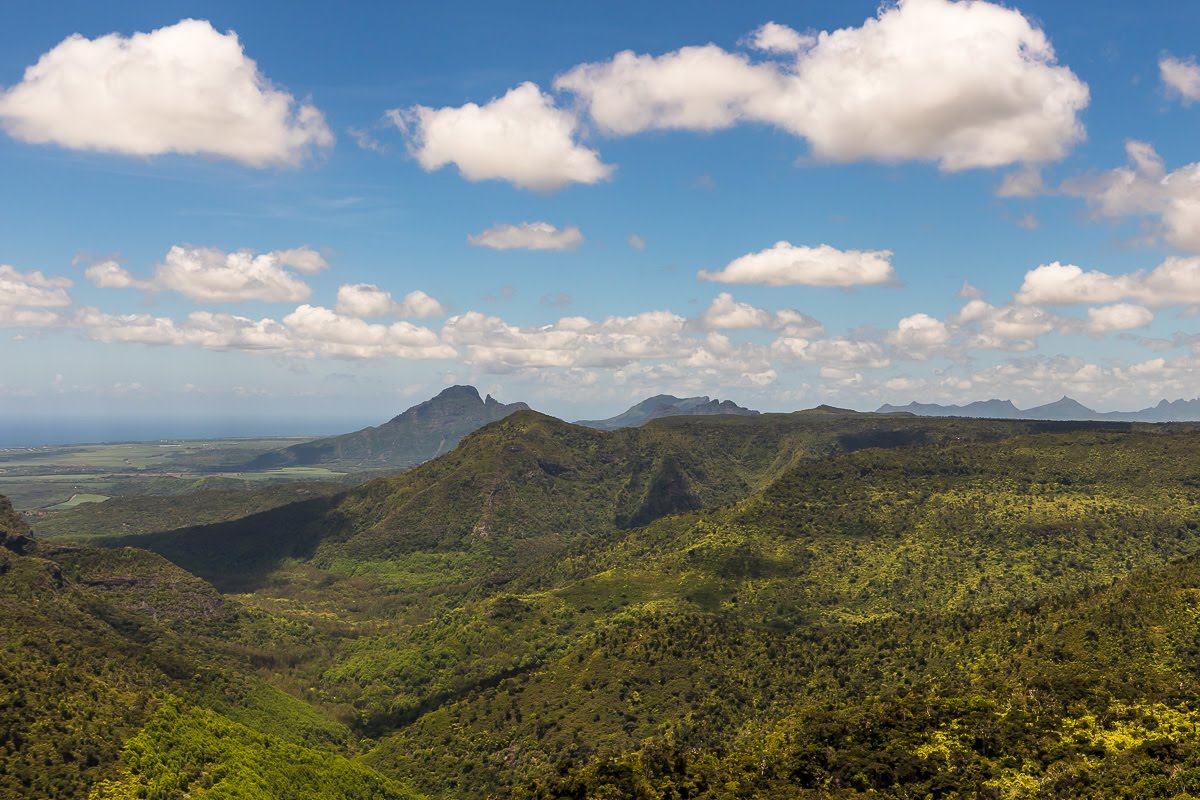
[0,494,28,537]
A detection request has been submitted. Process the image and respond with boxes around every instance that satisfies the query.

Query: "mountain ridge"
[575,393,759,429]
[878,395,1200,422]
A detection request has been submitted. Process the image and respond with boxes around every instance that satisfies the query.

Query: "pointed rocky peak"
[433,385,483,403]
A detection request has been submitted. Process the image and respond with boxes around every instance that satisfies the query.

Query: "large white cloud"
[0,19,332,166]
[1016,258,1200,308]
[556,0,1087,170]
[86,246,329,303]
[77,304,453,360]
[334,284,446,318]
[699,242,895,287]
[1060,141,1200,252]
[441,309,719,372]
[391,82,614,192]
[1161,55,1200,105]
[468,222,584,251]
[282,305,453,359]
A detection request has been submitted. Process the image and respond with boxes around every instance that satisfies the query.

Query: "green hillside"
[12,413,1200,798]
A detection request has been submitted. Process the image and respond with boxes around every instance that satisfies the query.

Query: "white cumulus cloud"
[1161,55,1200,105]
[391,82,614,192]
[886,313,952,359]
[468,222,584,251]
[745,22,814,55]
[334,284,446,318]
[85,245,329,303]
[0,19,332,166]
[0,264,72,307]
[556,0,1087,170]
[772,336,891,371]
[1060,141,1200,252]
[697,292,824,336]
[77,304,453,360]
[699,242,895,287]
[1083,303,1154,334]
[1016,258,1200,309]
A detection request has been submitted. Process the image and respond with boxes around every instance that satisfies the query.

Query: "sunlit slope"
[0,495,420,800]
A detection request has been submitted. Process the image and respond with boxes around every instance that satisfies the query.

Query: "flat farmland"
[0,436,347,510]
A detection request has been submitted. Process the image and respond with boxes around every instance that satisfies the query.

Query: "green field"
[48,493,111,509]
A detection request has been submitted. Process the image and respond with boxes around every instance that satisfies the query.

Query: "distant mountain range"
[878,396,1200,422]
[575,394,759,430]
[244,389,762,471]
[244,385,529,471]
[242,387,1200,474]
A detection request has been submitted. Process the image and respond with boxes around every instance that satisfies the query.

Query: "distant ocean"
[0,417,375,448]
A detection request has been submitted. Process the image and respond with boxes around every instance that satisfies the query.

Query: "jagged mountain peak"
[576,393,758,430]
[246,386,530,471]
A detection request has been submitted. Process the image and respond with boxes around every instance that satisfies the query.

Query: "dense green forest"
[6,410,1200,797]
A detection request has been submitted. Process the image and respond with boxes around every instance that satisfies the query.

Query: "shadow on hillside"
[96,495,349,593]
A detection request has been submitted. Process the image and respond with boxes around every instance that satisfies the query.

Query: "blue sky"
[2,0,1200,435]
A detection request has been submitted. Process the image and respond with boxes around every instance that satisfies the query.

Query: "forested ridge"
[6,411,1200,798]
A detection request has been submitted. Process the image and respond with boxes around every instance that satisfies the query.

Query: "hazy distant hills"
[878,395,1200,422]
[245,385,529,471]
[575,394,759,429]
[243,388,759,472]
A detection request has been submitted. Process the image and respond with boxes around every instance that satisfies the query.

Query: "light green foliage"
[88,697,417,800]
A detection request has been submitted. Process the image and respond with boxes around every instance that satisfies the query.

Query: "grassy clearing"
[48,493,110,509]
[240,467,348,480]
